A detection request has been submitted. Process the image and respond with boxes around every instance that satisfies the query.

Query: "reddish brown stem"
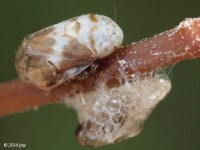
[0,18,200,117]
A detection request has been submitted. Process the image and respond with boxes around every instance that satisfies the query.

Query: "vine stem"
[0,18,200,117]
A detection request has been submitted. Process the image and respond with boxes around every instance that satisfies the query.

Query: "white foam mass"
[65,72,171,147]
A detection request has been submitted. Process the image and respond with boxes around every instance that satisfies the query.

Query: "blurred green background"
[0,0,200,149]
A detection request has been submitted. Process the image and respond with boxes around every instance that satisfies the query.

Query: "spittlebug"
[15,13,123,90]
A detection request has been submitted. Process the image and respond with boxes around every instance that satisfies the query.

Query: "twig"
[0,18,199,117]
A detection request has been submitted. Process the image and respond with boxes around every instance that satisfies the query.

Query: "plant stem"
[0,18,199,117]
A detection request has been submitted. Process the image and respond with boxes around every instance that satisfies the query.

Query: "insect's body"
[16,13,123,90]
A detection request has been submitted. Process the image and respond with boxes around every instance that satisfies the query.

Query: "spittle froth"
[15,13,123,90]
[65,71,171,147]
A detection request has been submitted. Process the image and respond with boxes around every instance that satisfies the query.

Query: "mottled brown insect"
[15,13,123,90]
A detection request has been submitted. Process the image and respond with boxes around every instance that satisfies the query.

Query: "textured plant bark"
[0,18,199,117]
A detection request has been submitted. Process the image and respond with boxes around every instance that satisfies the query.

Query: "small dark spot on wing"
[89,13,98,22]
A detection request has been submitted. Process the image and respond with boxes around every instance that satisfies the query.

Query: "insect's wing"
[60,60,94,84]
[47,35,95,77]
[44,36,96,86]
[16,27,96,90]
[55,37,96,83]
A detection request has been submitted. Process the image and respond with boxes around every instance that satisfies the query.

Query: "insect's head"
[15,36,61,90]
